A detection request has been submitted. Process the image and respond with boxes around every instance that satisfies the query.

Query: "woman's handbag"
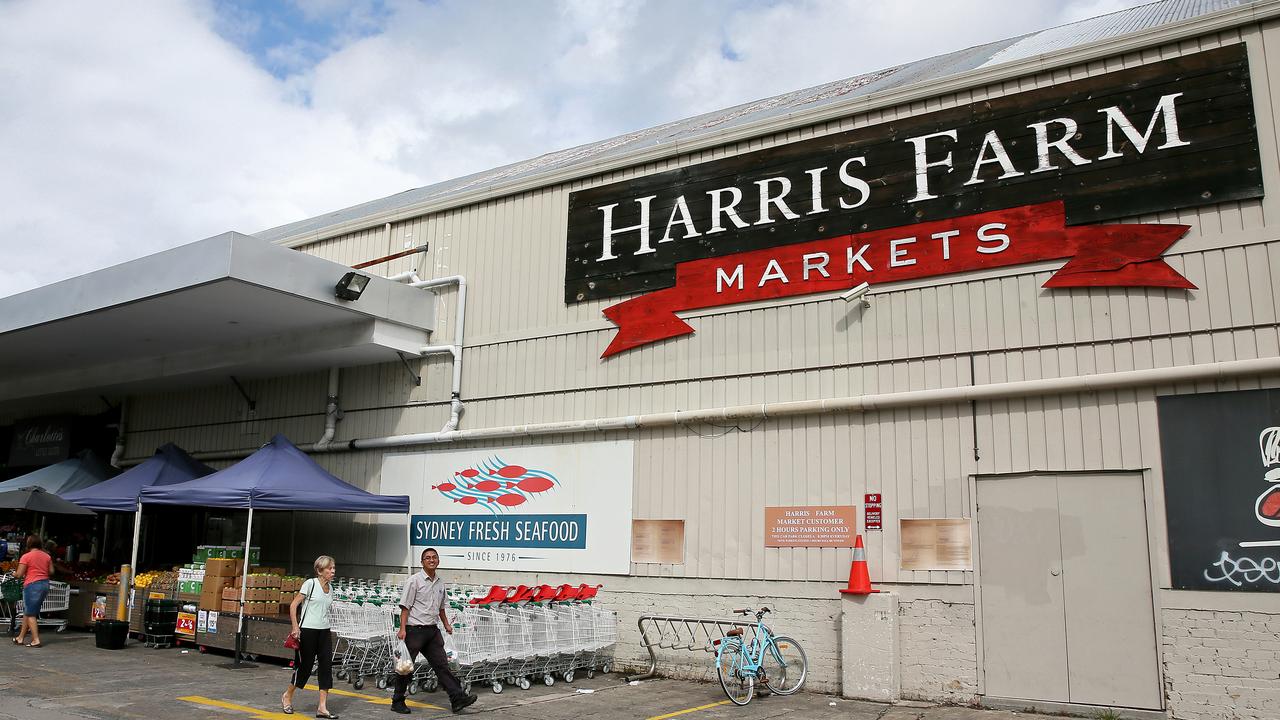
[283,580,314,650]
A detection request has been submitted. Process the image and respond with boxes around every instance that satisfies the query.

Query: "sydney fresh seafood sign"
[410,441,634,575]
[563,45,1263,357]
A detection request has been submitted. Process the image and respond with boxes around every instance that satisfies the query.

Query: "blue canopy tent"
[64,443,213,512]
[138,434,410,665]
[0,449,111,494]
[63,443,214,575]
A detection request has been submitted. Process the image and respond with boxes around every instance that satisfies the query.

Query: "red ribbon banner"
[600,201,1192,358]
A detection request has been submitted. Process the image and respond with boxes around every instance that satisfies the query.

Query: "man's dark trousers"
[393,625,464,705]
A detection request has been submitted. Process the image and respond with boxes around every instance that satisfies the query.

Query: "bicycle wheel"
[716,638,755,705]
[760,635,807,695]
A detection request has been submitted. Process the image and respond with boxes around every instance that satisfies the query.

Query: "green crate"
[206,546,227,559]
[193,546,210,562]
[248,548,260,564]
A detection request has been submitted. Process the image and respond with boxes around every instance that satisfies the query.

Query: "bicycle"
[712,607,807,705]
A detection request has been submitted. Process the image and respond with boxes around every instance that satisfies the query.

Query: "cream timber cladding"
[116,18,1280,711]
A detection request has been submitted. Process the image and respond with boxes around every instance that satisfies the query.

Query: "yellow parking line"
[646,699,732,720]
[178,696,293,719]
[303,684,442,709]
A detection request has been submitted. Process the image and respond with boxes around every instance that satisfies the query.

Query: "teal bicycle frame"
[712,606,806,704]
[715,620,776,681]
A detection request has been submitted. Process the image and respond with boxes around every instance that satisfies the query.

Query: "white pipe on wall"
[349,355,1280,449]
[411,275,467,433]
[313,368,341,451]
[109,398,127,468]
[155,355,1280,462]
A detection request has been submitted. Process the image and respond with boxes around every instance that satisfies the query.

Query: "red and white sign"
[176,612,197,638]
[864,494,883,531]
[600,201,1191,357]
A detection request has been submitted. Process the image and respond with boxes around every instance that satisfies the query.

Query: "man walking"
[391,548,476,714]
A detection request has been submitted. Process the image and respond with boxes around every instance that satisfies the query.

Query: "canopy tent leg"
[222,506,257,670]
[289,511,296,576]
[128,503,142,581]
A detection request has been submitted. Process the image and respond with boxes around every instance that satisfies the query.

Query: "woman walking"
[14,535,52,648]
[282,555,338,718]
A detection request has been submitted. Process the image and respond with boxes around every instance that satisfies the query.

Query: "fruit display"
[133,569,177,589]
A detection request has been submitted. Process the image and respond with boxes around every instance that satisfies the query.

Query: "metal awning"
[0,232,436,404]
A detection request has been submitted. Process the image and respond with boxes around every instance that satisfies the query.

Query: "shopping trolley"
[9,580,71,633]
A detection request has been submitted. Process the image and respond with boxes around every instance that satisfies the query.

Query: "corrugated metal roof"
[255,0,1252,246]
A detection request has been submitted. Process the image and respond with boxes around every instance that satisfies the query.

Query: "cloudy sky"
[0,0,1146,298]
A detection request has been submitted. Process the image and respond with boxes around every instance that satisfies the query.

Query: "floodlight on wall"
[840,281,870,305]
[334,272,370,302]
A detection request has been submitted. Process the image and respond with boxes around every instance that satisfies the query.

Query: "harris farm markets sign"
[563,46,1264,357]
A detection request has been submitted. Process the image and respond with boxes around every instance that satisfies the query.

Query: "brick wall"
[606,589,844,694]
[452,572,847,694]
[898,599,978,702]
[1162,608,1280,720]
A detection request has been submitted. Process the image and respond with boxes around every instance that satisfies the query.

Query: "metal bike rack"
[625,615,761,682]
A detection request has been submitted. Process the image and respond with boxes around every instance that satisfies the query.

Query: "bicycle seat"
[726,628,744,636]
[732,608,752,615]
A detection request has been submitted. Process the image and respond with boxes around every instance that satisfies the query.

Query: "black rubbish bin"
[94,619,129,649]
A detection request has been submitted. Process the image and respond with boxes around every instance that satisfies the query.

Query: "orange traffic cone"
[839,534,878,595]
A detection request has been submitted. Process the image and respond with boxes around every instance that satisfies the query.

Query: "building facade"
[4,2,1280,719]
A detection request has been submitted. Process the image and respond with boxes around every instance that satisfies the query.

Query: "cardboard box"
[222,586,240,601]
[199,588,224,610]
[204,558,244,577]
[220,600,238,613]
[244,601,273,615]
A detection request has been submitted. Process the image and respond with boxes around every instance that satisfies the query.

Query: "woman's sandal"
[281,699,294,715]
[315,712,338,719]
[11,637,21,645]
[27,641,42,648]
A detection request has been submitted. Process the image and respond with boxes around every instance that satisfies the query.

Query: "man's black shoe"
[450,694,477,713]
[389,701,411,715]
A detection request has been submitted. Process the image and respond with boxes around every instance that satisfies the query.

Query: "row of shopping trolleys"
[327,582,618,696]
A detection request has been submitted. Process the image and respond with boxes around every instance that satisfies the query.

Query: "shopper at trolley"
[282,555,338,719]
[390,548,476,715]
[13,535,52,648]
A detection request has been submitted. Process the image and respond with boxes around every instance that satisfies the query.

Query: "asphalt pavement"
[0,630,1070,720]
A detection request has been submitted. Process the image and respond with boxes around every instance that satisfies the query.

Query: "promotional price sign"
[176,612,197,639]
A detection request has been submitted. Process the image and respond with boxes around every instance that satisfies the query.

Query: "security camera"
[840,282,870,303]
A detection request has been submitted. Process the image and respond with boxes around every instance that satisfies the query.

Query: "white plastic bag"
[393,639,415,675]
[442,630,457,662]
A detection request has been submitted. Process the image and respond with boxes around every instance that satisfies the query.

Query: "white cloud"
[0,0,1150,299]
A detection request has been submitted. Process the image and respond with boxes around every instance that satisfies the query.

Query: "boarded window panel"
[632,520,684,565]
[900,518,973,571]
